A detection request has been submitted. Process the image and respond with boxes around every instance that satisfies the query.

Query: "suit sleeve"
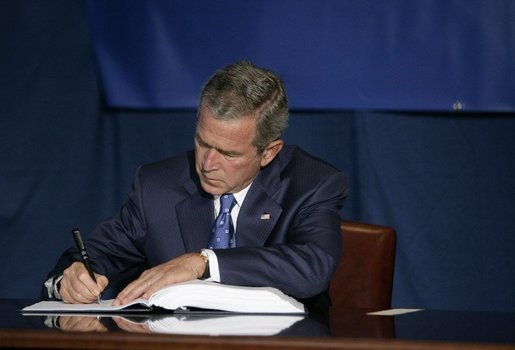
[45,166,149,295]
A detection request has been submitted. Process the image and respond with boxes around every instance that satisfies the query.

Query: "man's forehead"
[196,114,259,151]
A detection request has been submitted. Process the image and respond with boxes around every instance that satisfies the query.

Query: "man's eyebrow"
[195,133,243,156]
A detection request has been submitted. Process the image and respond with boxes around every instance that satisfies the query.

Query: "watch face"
[200,252,210,280]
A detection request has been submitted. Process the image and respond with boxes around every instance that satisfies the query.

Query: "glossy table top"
[1,299,515,350]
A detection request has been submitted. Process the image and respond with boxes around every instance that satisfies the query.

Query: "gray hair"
[198,60,289,154]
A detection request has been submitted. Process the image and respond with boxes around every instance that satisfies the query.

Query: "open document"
[22,280,306,315]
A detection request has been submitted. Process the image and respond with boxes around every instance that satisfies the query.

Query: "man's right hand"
[59,261,108,304]
[58,315,107,332]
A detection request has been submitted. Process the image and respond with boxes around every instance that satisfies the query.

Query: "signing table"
[1,299,515,350]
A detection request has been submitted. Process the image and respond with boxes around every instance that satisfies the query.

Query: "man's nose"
[202,148,220,170]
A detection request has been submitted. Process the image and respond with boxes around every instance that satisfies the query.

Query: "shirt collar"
[213,182,252,207]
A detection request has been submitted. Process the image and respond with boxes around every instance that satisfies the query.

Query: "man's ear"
[260,140,284,167]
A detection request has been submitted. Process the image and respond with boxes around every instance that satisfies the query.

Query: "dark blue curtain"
[87,0,515,111]
[1,0,515,312]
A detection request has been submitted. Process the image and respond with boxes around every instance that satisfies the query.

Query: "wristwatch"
[199,250,210,280]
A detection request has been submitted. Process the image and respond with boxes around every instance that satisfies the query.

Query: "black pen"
[72,228,102,304]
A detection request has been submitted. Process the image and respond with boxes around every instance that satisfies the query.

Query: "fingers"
[113,253,205,306]
[112,270,161,306]
[59,315,107,332]
[113,316,151,333]
[60,262,108,304]
[96,274,109,291]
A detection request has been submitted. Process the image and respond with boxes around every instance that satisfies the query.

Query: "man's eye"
[196,139,208,149]
[223,152,240,159]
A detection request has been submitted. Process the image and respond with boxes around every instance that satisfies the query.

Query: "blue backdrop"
[1,0,515,312]
[87,0,515,111]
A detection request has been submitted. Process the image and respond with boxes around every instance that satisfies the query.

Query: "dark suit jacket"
[48,145,349,305]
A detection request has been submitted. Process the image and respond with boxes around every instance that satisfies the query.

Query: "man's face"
[194,108,265,196]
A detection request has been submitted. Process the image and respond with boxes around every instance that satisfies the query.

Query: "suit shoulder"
[139,151,193,172]
[136,151,195,185]
[280,145,343,175]
[278,145,348,192]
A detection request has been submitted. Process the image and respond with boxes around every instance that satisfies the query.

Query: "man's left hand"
[112,253,206,306]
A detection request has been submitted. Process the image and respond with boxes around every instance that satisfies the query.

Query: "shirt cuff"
[201,249,220,282]
[44,274,63,300]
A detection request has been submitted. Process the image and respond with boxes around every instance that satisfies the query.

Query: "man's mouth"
[201,173,220,183]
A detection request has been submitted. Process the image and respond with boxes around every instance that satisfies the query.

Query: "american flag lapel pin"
[260,212,271,220]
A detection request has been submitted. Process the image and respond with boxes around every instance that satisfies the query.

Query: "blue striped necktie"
[208,194,236,249]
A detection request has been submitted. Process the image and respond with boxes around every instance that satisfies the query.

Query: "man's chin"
[200,180,225,196]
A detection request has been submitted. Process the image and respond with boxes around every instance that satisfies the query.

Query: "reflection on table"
[2,299,515,350]
[41,312,330,337]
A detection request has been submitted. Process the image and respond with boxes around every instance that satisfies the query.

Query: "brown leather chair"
[329,219,396,311]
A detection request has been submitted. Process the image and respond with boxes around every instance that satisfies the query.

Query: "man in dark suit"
[45,61,349,310]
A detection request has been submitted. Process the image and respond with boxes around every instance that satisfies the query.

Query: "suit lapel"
[236,188,282,246]
[176,180,214,252]
[236,156,283,247]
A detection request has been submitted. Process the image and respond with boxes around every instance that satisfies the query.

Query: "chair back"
[329,219,396,310]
